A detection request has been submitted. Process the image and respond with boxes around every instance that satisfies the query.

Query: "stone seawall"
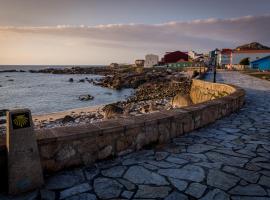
[0,79,245,180]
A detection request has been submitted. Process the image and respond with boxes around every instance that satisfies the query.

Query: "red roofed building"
[161,51,188,64]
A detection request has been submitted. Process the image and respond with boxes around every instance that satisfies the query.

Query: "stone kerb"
[0,79,245,175]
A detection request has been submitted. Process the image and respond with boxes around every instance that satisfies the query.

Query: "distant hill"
[236,42,270,50]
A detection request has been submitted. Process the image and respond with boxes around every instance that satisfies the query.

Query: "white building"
[144,54,159,68]
[217,49,232,67]
[188,51,196,59]
[188,51,203,60]
[231,50,270,65]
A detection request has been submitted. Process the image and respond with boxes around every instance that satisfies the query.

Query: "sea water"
[0,66,133,114]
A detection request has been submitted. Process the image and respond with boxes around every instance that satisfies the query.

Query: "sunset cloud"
[0,15,270,64]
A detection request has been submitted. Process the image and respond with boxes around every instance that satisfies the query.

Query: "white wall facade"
[231,52,270,65]
[218,53,231,66]
[144,54,159,68]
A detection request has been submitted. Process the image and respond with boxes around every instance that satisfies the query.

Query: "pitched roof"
[233,49,270,54]
[251,55,270,63]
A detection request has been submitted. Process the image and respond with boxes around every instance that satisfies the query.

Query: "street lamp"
[213,48,218,83]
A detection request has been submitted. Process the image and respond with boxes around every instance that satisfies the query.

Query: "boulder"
[102,104,123,119]
[62,115,75,123]
[68,78,74,82]
[79,94,94,101]
[171,94,193,108]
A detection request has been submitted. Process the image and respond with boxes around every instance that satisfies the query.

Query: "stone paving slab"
[2,72,270,199]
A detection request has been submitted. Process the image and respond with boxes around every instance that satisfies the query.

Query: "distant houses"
[210,43,270,70]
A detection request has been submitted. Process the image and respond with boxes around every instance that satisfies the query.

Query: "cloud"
[0,15,270,64]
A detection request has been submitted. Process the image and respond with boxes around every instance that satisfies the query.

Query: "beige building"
[144,54,159,68]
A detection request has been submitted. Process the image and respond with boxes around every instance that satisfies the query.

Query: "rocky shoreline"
[0,66,196,134]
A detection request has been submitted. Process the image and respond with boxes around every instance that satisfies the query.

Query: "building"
[217,49,232,67]
[251,55,270,70]
[161,51,188,63]
[135,59,144,67]
[188,51,204,60]
[230,49,270,65]
[144,54,159,68]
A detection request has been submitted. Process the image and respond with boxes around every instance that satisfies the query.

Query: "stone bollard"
[6,109,44,195]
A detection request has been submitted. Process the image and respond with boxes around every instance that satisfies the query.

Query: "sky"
[0,0,270,65]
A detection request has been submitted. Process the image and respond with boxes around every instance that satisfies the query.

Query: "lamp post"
[213,49,218,83]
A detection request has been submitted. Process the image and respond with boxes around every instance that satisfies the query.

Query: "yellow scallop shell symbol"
[13,114,28,127]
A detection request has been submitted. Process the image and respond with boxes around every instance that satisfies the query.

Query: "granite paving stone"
[207,169,240,190]
[185,182,207,198]
[164,191,188,200]
[200,188,230,200]
[60,183,91,199]
[158,165,205,182]
[123,166,169,185]
[229,184,267,196]
[168,177,188,191]
[134,185,171,198]
[93,177,123,199]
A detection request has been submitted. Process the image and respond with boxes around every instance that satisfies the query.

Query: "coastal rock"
[62,115,75,123]
[79,94,94,101]
[102,104,123,119]
[171,94,193,108]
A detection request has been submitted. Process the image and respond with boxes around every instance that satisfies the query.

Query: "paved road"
[2,71,270,200]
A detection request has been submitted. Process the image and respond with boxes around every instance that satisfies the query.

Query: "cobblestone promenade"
[2,71,270,200]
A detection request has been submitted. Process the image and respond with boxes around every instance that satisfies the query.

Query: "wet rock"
[69,78,74,82]
[62,115,75,123]
[78,79,85,83]
[171,94,193,108]
[102,104,123,119]
[79,94,94,101]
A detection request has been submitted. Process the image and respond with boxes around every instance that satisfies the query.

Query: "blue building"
[251,55,270,70]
